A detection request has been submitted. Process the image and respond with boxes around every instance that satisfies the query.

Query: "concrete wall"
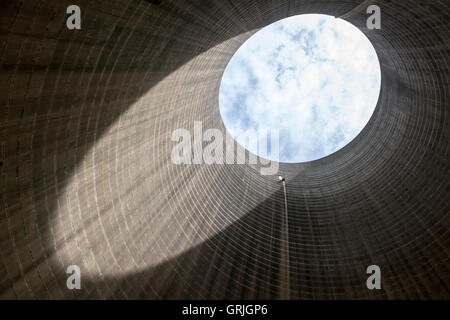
[0,0,449,299]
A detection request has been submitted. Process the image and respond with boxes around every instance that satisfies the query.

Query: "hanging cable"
[278,175,290,299]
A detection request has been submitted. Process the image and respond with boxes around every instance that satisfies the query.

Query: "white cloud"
[219,14,381,162]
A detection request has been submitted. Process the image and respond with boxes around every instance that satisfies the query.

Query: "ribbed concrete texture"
[1,0,449,299]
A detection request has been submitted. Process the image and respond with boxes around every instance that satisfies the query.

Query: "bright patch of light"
[219,14,381,163]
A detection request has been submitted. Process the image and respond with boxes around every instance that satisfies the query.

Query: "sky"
[219,14,381,163]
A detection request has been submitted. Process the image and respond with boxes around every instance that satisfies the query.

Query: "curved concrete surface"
[0,0,449,299]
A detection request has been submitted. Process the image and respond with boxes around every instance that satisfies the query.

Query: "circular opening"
[219,14,381,163]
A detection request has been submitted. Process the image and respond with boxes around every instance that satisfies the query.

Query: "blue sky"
[219,14,381,163]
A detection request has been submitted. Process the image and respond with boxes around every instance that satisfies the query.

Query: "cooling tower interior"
[1,0,449,299]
